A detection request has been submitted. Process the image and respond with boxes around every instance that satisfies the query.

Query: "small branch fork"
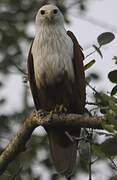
[0,110,104,175]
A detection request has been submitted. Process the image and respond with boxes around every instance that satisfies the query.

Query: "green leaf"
[97,32,115,46]
[93,45,103,58]
[109,99,117,113]
[99,93,117,113]
[51,173,59,180]
[92,144,105,157]
[101,136,117,156]
[111,85,117,96]
[111,120,117,131]
[112,56,117,64]
[99,93,110,106]
[0,81,3,87]
[89,73,99,80]
[84,59,96,70]
[100,107,108,114]
[102,123,114,133]
[93,137,117,157]
[108,70,117,83]
[110,175,117,180]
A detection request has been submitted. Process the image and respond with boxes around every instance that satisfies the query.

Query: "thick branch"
[0,110,104,175]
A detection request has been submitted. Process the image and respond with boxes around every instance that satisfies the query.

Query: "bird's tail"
[46,127,80,178]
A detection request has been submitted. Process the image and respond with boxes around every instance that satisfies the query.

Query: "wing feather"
[27,43,40,110]
[67,30,86,113]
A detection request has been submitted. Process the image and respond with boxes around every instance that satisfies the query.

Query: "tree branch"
[0,110,104,175]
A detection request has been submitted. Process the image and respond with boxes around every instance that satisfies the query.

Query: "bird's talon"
[49,111,54,120]
[58,104,68,114]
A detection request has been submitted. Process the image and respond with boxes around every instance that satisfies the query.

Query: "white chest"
[32,27,75,88]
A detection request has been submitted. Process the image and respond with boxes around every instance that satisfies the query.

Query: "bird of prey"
[27,4,85,179]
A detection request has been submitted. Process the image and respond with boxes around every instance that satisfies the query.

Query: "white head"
[36,4,64,27]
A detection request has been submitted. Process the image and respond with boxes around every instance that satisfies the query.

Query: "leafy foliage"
[93,136,117,157]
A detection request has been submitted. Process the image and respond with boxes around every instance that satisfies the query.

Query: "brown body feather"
[27,30,85,178]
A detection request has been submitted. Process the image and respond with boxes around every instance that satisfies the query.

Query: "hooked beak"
[46,10,54,21]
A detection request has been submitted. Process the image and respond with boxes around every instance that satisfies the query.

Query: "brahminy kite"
[27,4,85,179]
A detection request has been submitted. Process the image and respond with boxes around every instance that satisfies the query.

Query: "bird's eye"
[40,10,45,15]
[53,9,58,14]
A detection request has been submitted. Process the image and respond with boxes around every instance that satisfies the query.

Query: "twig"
[85,129,93,180]
[94,130,113,137]
[85,50,96,59]
[10,60,27,75]
[65,131,74,142]
[91,158,99,164]
[88,137,92,180]
[86,81,99,94]
[109,158,117,171]
[13,64,27,75]
[11,166,23,180]
[86,101,99,106]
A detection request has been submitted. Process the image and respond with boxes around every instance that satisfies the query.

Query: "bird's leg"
[65,131,74,142]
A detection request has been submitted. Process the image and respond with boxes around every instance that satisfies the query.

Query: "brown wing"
[27,42,40,110]
[67,30,86,113]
